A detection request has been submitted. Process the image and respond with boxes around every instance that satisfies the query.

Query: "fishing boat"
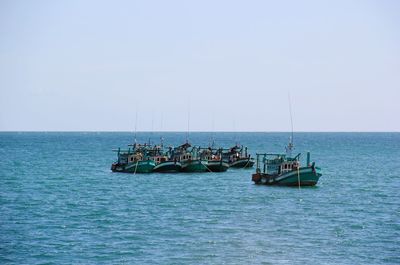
[251,139,322,186]
[111,144,156,173]
[207,159,229,172]
[200,147,229,172]
[111,113,156,173]
[179,144,208,173]
[152,146,182,173]
[251,93,322,186]
[153,158,182,173]
[222,145,254,168]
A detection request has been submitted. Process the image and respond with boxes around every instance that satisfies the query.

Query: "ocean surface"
[0,132,399,264]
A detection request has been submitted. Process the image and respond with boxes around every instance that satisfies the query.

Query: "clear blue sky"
[0,0,399,131]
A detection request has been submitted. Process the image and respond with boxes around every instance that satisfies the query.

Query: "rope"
[241,158,251,169]
[297,164,301,190]
[133,160,139,175]
[202,160,214,173]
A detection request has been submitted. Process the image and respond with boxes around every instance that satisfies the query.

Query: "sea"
[0,132,399,264]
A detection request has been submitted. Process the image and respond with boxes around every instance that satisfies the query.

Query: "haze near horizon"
[0,0,399,132]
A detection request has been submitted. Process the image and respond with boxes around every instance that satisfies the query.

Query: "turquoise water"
[1,132,399,264]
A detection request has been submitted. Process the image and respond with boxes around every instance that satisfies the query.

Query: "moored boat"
[222,145,254,168]
[153,160,182,173]
[122,159,156,173]
[111,144,156,173]
[230,157,254,168]
[181,159,208,172]
[200,147,229,172]
[179,145,208,172]
[206,160,229,172]
[147,144,183,173]
[251,151,322,186]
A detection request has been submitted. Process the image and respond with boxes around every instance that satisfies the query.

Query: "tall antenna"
[149,111,154,145]
[210,113,215,147]
[160,112,164,147]
[288,93,300,190]
[134,110,138,145]
[186,100,190,143]
[288,93,294,145]
[286,92,294,157]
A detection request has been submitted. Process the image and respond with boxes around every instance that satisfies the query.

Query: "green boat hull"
[112,160,155,173]
[153,161,182,173]
[253,167,322,186]
[207,161,229,172]
[230,158,255,168]
[181,160,208,172]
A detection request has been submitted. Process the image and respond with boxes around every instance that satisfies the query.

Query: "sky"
[0,0,399,132]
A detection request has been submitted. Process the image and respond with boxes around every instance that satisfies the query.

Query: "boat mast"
[134,110,138,147]
[286,93,294,157]
[186,101,190,144]
[160,112,164,149]
[210,114,215,148]
[233,120,238,146]
[288,92,300,189]
[149,111,154,146]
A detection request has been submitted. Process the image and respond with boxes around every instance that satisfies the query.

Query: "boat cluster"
[111,142,255,173]
[111,138,323,186]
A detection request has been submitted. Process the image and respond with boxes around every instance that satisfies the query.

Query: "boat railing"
[255,153,301,159]
[255,152,302,173]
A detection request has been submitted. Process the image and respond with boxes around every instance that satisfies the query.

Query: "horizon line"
[0,130,399,133]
